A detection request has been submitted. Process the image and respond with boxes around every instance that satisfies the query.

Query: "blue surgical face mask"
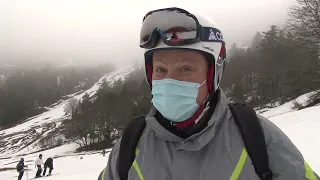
[151,78,207,122]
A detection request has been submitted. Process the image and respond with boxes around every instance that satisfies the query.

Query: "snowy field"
[1,102,320,179]
[0,147,111,180]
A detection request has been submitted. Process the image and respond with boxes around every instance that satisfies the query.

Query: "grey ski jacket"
[99,91,319,180]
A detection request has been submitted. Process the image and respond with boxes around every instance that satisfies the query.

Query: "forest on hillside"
[0,64,115,128]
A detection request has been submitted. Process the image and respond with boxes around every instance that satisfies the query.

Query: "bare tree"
[288,0,320,43]
[64,98,80,120]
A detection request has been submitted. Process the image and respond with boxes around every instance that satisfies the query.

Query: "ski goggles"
[140,7,225,49]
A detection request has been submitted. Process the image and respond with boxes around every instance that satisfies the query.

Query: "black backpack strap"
[228,103,273,180]
[118,116,146,180]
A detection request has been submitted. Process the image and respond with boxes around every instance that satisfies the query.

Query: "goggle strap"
[200,27,225,43]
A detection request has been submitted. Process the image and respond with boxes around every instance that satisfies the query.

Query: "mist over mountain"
[0,0,293,69]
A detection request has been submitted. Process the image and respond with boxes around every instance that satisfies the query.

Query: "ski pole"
[26,166,28,180]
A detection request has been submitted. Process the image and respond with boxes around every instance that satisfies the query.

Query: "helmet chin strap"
[204,90,216,109]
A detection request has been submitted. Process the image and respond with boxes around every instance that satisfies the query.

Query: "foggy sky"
[0,0,294,68]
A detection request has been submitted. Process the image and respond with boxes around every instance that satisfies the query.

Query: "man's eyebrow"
[153,51,199,63]
[181,58,197,63]
[154,57,195,64]
[153,58,166,65]
[153,53,169,64]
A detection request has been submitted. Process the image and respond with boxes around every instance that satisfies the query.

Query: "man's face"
[152,50,209,105]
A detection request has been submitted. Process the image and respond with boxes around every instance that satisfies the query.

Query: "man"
[43,157,53,176]
[16,157,27,180]
[35,154,44,178]
[99,7,319,180]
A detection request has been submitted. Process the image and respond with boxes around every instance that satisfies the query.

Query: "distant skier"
[102,149,106,157]
[34,154,44,178]
[16,157,27,180]
[43,157,53,176]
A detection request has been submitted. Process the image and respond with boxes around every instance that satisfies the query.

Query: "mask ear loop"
[197,79,210,109]
[197,79,207,88]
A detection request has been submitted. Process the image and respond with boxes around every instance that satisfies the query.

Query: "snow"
[0,143,110,180]
[259,91,317,118]
[0,75,5,83]
[1,101,67,135]
[0,68,133,156]
[56,76,62,86]
[0,153,109,180]
[83,68,132,98]
[1,102,320,179]
[36,143,80,157]
[267,106,320,170]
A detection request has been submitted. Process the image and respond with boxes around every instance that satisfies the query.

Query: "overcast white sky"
[0,0,293,67]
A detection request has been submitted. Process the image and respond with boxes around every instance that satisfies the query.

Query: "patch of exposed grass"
[0,167,15,172]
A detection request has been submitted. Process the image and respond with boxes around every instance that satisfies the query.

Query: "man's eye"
[181,67,192,72]
[156,68,166,72]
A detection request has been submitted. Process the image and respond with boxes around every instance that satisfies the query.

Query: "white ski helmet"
[140,7,226,93]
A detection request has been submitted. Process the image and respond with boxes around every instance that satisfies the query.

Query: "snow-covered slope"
[0,145,110,180]
[1,102,319,179]
[0,68,133,156]
[268,105,320,172]
[258,91,318,118]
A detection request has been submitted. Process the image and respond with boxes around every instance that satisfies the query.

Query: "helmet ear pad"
[145,64,153,86]
[207,63,215,93]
